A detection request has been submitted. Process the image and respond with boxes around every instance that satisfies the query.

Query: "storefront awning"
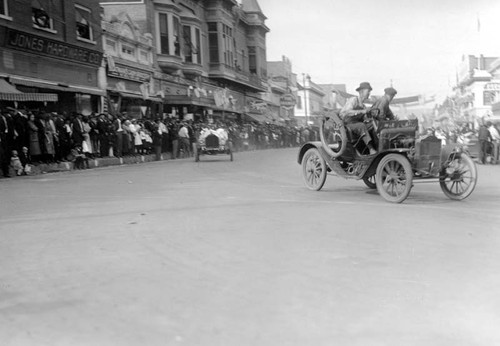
[0,78,58,102]
[10,77,105,96]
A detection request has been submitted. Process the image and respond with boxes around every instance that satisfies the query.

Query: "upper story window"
[208,22,219,64]
[1,0,11,19]
[158,12,181,57]
[159,13,169,55]
[222,24,234,67]
[121,44,136,60]
[248,46,256,74]
[173,16,180,56]
[75,4,94,42]
[139,49,150,64]
[32,4,56,33]
[105,39,117,55]
[182,25,201,65]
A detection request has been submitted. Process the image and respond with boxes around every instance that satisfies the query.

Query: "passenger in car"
[371,87,398,121]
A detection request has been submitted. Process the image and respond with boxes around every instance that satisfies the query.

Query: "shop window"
[159,13,169,55]
[32,3,56,33]
[75,4,93,42]
[1,0,10,18]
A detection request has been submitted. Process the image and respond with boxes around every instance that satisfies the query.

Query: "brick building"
[0,0,104,114]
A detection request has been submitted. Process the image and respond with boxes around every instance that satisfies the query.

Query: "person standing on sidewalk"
[478,121,492,164]
[488,122,500,164]
[169,120,179,159]
[113,115,124,157]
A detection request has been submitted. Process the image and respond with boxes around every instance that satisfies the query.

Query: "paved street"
[1,148,500,346]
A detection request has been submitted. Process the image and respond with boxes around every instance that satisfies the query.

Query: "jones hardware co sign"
[5,28,102,66]
[280,93,296,109]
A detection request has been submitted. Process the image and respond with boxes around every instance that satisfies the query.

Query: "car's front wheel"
[439,153,477,200]
[375,154,413,203]
[302,147,327,191]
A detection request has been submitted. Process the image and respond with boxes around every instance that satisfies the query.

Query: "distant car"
[194,128,233,162]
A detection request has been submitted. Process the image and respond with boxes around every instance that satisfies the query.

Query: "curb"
[7,154,178,177]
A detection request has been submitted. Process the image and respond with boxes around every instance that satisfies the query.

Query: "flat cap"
[384,87,397,96]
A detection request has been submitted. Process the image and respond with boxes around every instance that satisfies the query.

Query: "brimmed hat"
[384,87,398,96]
[356,82,373,92]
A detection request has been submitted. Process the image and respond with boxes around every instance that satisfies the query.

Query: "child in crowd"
[19,147,32,175]
[70,145,89,169]
[10,150,25,176]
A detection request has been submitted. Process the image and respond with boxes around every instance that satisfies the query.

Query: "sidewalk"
[3,154,175,178]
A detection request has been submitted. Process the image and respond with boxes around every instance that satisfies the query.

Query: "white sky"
[260,0,500,100]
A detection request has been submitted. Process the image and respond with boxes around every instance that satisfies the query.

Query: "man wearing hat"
[340,82,377,155]
[371,87,398,121]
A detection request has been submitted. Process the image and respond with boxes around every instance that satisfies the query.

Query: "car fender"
[441,144,467,163]
[297,142,323,164]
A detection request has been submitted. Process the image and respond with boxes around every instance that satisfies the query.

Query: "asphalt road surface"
[1,148,500,346]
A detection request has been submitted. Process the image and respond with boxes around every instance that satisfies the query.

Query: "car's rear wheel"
[363,175,377,189]
[302,148,327,191]
[375,154,413,203]
[439,153,477,200]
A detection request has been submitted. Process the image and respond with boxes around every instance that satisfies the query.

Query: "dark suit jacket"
[72,118,84,145]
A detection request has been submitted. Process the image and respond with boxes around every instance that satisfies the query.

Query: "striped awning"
[0,78,58,102]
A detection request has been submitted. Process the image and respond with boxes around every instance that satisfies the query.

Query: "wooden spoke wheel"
[439,153,477,200]
[302,148,327,191]
[375,154,413,203]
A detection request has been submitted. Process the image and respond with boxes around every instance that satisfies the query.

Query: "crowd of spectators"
[425,120,500,164]
[0,106,318,178]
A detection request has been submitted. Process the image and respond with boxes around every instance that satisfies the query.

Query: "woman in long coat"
[81,116,93,155]
[27,113,41,161]
[42,113,55,162]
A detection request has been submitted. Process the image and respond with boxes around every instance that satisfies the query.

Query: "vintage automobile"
[298,110,477,203]
[194,127,233,162]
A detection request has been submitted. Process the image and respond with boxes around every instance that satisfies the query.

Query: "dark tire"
[302,147,327,191]
[375,154,413,203]
[439,153,477,200]
[319,118,347,158]
[363,175,377,189]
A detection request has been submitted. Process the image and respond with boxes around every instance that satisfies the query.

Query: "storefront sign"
[6,28,102,66]
[484,82,500,91]
[108,62,151,82]
[280,93,296,109]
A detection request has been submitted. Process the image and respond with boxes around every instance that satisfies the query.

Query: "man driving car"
[340,82,377,155]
